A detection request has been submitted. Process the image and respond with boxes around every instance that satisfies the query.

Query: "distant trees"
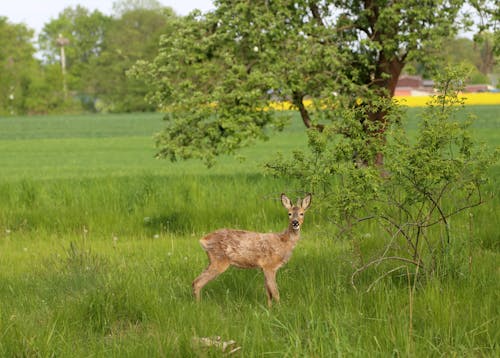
[37,2,178,113]
[0,1,178,115]
[37,6,111,112]
[0,18,39,115]
[0,1,497,116]
[90,7,178,112]
[407,36,498,84]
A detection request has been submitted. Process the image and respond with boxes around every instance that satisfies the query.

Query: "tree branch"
[292,91,324,132]
[366,265,407,292]
[378,215,417,253]
[419,187,484,228]
[309,3,324,27]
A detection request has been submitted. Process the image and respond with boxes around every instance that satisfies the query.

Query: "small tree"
[267,64,498,283]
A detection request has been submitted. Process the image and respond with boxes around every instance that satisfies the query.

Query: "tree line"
[0,0,498,117]
[0,0,178,115]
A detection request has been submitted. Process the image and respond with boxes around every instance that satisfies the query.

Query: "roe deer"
[192,193,312,307]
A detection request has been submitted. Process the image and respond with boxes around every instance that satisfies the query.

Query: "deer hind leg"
[192,260,230,301]
[263,268,280,307]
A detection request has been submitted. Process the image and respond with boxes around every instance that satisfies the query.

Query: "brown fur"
[192,193,311,307]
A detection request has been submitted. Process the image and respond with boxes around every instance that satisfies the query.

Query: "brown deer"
[192,193,312,307]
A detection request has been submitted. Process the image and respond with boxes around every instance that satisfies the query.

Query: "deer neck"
[282,226,301,243]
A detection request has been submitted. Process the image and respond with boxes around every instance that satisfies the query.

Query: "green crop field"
[0,107,498,356]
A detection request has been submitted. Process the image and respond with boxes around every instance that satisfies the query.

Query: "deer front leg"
[193,261,230,301]
[263,268,280,307]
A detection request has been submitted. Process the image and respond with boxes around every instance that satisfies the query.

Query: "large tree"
[133,0,481,166]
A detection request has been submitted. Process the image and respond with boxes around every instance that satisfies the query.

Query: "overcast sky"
[1,0,476,39]
[0,0,215,34]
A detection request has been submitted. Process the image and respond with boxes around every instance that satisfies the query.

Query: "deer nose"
[292,220,299,227]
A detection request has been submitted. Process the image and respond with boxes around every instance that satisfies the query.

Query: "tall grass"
[1,231,497,356]
[0,174,293,236]
[0,108,498,356]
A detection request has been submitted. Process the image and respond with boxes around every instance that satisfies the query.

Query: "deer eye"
[288,213,292,216]
[300,213,304,216]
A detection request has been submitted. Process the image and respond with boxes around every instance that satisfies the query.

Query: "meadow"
[0,107,498,356]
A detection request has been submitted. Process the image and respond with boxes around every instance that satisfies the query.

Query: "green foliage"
[133,0,473,165]
[267,65,498,279]
[38,6,111,109]
[410,38,496,81]
[129,8,284,165]
[36,3,179,113]
[0,18,39,115]
[378,65,497,274]
[38,6,110,67]
[92,7,178,112]
[470,0,500,58]
[2,1,498,116]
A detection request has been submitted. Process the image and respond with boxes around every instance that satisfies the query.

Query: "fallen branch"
[351,256,424,291]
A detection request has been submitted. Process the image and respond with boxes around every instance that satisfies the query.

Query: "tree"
[133,0,480,166]
[469,0,499,86]
[91,6,178,112]
[470,0,499,56]
[23,63,81,114]
[473,31,497,76]
[434,37,493,83]
[0,17,39,115]
[267,64,498,281]
[38,6,111,107]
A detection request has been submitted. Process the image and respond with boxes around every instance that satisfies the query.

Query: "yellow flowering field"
[394,93,500,107]
[266,93,500,110]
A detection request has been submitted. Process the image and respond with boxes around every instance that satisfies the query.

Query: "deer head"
[281,193,312,231]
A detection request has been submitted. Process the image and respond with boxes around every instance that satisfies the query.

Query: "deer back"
[200,228,300,270]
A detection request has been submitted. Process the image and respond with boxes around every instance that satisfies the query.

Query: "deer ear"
[281,193,293,209]
[301,193,312,210]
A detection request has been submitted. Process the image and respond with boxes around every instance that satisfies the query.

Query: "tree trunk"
[292,91,324,132]
[368,57,405,167]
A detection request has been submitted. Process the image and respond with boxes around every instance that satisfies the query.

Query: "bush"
[267,64,498,285]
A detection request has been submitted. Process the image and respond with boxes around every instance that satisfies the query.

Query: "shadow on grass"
[143,212,195,235]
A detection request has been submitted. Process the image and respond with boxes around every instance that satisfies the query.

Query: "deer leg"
[192,261,230,301]
[263,268,280,307]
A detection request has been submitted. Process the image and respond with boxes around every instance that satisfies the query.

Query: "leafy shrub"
[267,65,498,284]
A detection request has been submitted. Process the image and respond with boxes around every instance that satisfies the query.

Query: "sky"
[0,0,215,35]
[1,0,477,39]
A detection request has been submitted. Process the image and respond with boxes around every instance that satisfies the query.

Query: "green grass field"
[0,107,498,356]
